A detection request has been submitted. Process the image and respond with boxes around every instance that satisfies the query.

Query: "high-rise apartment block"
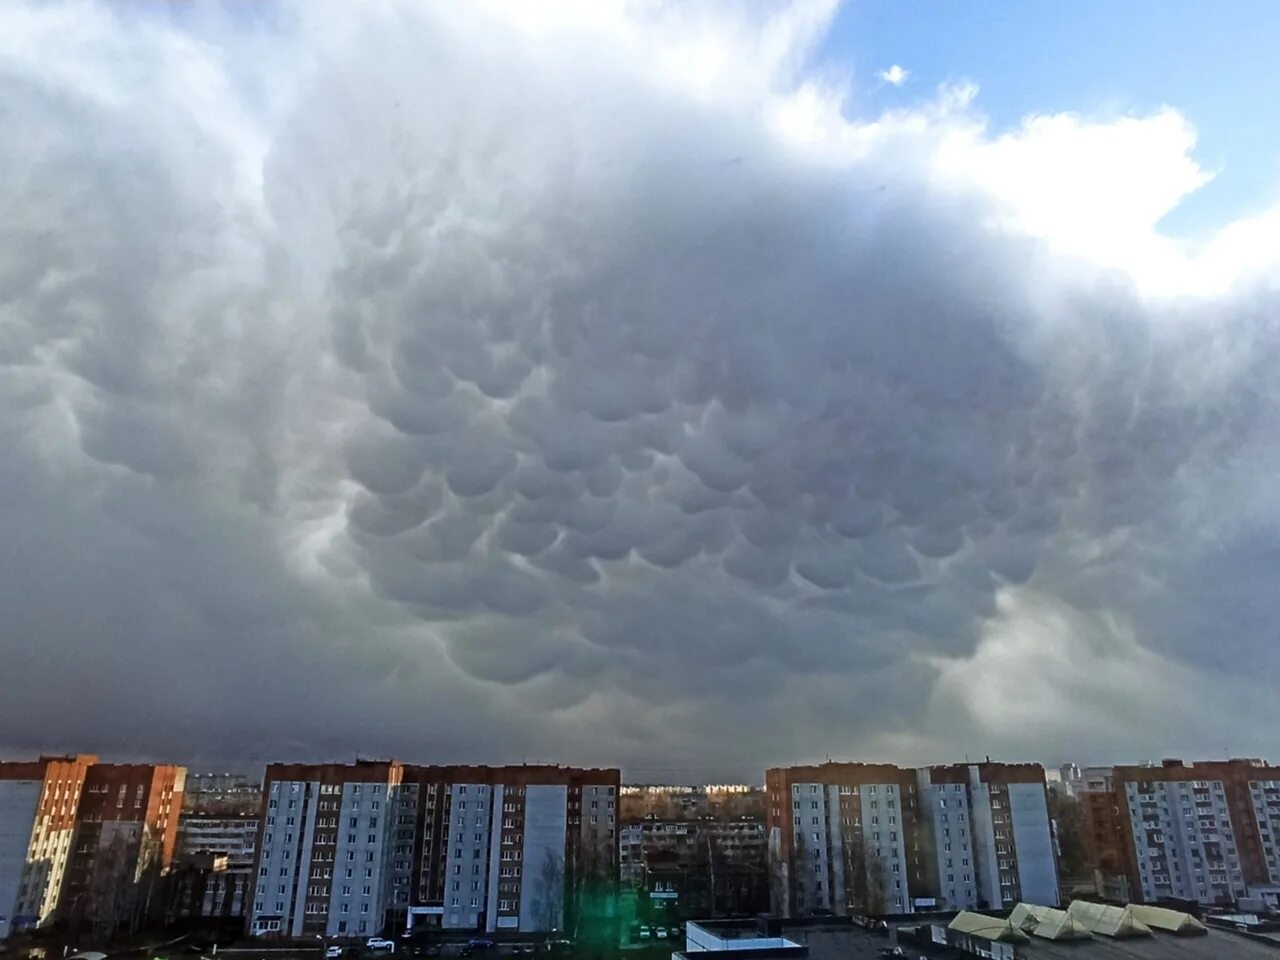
[0,755,97,938]
[58,763,186,932]
[765,761,1058,917]
[1104,758,1280,907]
[247,761,619,938]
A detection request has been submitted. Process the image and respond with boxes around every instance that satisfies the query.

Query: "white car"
[366,939,396,952]
[326,947,344,959]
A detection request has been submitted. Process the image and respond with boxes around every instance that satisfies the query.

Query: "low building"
[620,818,767,920]
[167,851,252,923]
[620,786,764,823]
[173,807,259,923]
[909,899,1278,959]
[678,905,1280,960]
[183,774,262,817]
[0,755,97,938]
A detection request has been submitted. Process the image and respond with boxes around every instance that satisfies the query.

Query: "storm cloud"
[2,0,1279,779]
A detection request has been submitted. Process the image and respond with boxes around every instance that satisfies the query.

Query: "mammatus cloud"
[878,64,909,86]
[2,0,1279,779]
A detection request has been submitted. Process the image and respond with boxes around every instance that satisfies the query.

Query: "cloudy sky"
[3,0,1279,781]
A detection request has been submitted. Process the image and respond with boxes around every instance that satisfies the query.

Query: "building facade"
[1109,758,1280,906]
[766,762,1059,918]
[923,763,1059,910]
[183,774,262,817]
[619,818,767,920]
[247,762,620,939]
[766,763,928,917]
[58,763,186,934]
[0,755,97,938]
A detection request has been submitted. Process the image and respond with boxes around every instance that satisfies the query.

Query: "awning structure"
[1066,900,1152,938]
[947,911,1029,943]
[1127,903,1208,935]
[1008,902,1092,940]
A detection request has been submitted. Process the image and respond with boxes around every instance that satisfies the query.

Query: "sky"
[2,0,1280,782]
[822,0,1280,235]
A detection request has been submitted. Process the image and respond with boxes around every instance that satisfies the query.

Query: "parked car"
[467,938,495,950]
[327,947,344,959]
[638,926,652,940]
[367,938,396,952]
[655,928,668,939]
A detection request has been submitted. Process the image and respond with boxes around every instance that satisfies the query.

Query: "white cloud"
[878,63,909,86]
[1,0,1278,774]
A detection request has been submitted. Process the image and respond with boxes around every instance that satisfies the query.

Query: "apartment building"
[619,819,765,887]
[178,815,259,869]
[1109,758,1280,906]
[922,764,1058,910]
[58,763,186,932]
[168,774,261,923]
[765,762,1058,918]
[0,755,97,938]
[247,762,620,939]
[619,817,767,920]
[766,763,927,916]
[184,774,262,816]
[247,760,403,938]
[403,765,618,934]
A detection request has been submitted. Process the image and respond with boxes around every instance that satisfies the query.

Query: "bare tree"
[841,832,869,915]
[534,848,565,933]
[705,833,719,918]
[767,829,788,917]
[865,853,887,915]
[789,830,808,916]
[85,830,133,939]
[569,828,614,938]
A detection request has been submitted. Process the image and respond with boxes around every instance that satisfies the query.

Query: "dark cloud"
[2,0,1279,779]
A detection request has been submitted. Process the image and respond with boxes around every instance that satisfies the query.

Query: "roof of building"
[1008,903,1091,941]
[681,917,1279,960]
[1126,903,1207,935]
[947,911,1028,943]
[1065,900,1152,937]
[923,902,1265,960]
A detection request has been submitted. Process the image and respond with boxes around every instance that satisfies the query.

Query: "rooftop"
[679,907,1280,960]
